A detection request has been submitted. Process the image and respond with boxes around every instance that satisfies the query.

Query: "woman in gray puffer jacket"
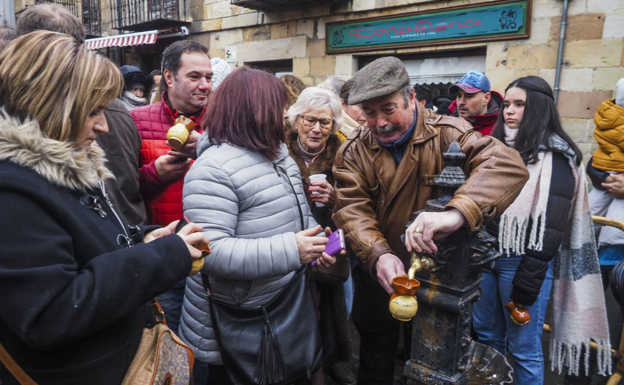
[178,67,336,385]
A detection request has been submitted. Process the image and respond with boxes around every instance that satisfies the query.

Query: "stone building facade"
[13,0,624,158]
[179,0,624,159]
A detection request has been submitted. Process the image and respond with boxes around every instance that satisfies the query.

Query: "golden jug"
[166,116,196,150]
[389,276,420,322]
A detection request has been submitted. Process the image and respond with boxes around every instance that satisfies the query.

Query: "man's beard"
[374,125,400,135]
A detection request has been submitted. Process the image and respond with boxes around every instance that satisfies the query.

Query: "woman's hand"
[144,221,208,260]
[604,174,624,199]
[296,225,328,264]
[143,220,178,243]
[176,222,209,260]
[315,226,338,267]
[309,181,335,208]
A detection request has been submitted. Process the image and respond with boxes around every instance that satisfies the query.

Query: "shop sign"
[225,46,237,63]
[326,0,530,54]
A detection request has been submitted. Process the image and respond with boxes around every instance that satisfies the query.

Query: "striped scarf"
[499,135,611,376]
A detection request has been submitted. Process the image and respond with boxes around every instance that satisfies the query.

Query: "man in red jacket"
[131,40,213,227]
[131,40,213,336]
[448,71,503,136]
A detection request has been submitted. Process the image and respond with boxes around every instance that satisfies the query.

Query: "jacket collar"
[0,111,113,192]
[161,91,207,131]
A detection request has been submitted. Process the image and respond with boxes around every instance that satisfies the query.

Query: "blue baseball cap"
[449,71,491,94]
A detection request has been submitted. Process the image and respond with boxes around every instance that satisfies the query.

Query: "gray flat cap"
[348,57,411,105]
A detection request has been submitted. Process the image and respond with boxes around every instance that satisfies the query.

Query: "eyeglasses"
[300,115,333,129]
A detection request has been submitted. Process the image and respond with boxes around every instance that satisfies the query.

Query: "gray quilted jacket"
[178,135,317,364]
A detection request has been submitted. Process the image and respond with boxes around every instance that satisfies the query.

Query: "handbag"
[0,299,194,385]
[121,299,195,385]
[201,266,323,385]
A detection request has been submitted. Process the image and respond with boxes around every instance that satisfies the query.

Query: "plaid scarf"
[499,135,611,376]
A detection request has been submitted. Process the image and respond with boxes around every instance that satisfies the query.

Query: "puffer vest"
[131,97,204,226]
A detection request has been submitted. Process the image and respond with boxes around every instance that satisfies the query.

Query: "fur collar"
[0,112,113,192]
[286,129,340,184]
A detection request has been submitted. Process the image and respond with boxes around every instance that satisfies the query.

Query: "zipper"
[79,195,107,218]
[98,180,132,246]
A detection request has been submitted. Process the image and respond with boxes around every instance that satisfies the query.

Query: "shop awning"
[404,55,486,85]
[85,30,158,50]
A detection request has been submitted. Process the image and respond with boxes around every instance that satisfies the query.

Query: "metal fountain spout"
[408,252,435,281]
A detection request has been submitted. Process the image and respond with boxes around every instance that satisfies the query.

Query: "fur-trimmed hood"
[0,111,113,192]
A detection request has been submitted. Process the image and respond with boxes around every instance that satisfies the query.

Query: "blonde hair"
[0,31,122,142]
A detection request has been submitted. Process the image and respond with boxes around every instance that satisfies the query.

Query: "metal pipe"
[554,0,570,104]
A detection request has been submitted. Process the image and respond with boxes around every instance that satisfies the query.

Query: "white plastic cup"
[309,174,327,207]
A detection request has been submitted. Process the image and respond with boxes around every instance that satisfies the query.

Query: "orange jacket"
[593,99,624,172]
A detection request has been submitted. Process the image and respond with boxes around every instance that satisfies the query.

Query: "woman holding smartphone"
[0,31,208,385]
[178,67,337,384]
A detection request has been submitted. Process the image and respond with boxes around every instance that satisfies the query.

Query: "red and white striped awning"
[85,30,158,50]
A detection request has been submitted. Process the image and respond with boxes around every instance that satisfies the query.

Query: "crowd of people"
[0,3,623,385]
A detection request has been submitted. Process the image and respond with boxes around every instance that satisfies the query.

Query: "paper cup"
[309,174,327,207]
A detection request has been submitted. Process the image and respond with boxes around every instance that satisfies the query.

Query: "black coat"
[486,152,575,305]
[0,117,192,385]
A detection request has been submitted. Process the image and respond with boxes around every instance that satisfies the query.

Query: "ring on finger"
[414,227,424,235]
[319,193,323,198]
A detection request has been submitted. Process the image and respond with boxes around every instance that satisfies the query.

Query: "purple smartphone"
[325,229,345,257]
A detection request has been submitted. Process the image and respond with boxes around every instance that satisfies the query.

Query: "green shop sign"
[325,0,531,54]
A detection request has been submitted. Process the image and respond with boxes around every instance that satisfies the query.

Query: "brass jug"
[167,116,196,150]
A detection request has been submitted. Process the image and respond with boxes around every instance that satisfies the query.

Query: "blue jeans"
[156,278,186,335]
[472,256,553,385]
[343,254,359,318]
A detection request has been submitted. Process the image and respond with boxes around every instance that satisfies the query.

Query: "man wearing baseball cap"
[448,71,504,136]
[332,57,529,384]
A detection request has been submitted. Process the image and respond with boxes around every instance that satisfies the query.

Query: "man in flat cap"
[332,57,529,384]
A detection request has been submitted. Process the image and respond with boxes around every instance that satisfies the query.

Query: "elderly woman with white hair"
[286,87,356,385]
[287,87,343,219]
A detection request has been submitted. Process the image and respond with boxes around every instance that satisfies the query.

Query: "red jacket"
[448,90,503,136]
[131,95,205,226]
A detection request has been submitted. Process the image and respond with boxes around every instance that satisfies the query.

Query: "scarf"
[503,124,517,147]
[297,136,325,166]
[120,91,147,111]
[498,135,611,376]
[340,110,360,139]
[378,109,417,164]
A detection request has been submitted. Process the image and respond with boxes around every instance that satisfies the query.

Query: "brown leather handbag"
[121,299,195,385]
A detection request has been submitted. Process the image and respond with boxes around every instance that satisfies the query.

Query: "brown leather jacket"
[332,104,529,275]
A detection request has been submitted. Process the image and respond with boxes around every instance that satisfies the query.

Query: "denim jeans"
[343,254,358,318]
[472,256,553,385]
[156,278,186,336]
